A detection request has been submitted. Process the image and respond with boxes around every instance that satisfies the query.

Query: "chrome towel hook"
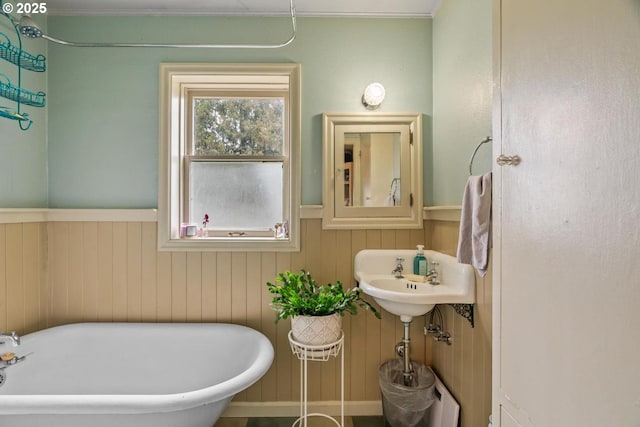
[468,136,492,176]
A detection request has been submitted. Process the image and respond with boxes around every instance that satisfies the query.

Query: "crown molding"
[44,9,434,17]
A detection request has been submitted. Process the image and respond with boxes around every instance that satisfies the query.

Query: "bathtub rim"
[0,322,274,416]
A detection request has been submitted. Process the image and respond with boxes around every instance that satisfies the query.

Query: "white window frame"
[158,63,301,251]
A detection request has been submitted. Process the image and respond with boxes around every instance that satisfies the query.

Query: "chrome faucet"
[426,261,440,284]
[0,331,20,346]
[392,257,405,278]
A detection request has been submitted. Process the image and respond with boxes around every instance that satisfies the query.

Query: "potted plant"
[267,270,381,346]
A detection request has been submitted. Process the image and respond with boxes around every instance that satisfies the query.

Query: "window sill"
[157,235,300,252]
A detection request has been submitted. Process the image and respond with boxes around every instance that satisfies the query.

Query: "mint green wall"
[432,0,492,205]
[0,14,47,207]
[46,16,432,208]
[1,9,494,209]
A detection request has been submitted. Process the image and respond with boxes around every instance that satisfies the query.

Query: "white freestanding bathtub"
[0,322,274,427]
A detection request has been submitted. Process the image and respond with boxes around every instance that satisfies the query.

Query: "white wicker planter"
[290,313,342,346]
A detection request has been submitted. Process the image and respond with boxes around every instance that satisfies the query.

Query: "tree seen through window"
[194,98,284,156]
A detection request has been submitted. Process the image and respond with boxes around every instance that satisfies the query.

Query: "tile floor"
[214,416,386,427]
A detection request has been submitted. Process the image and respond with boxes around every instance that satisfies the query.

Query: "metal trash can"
[379,359,436,427]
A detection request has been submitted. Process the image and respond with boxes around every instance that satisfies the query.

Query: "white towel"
[457,173,492,276]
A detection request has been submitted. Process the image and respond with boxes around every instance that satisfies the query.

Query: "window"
[159,63,301,251]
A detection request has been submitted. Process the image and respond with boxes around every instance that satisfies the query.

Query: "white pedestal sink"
[355,249,475,322]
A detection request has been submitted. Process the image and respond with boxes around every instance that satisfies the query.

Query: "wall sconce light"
[362,82,385,110]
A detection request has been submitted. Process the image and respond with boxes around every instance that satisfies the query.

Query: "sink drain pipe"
[402,321,413,385]
[396,307,452,386]
[395,320,414,386]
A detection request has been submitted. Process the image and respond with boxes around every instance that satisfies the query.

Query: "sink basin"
[355,249,475,322]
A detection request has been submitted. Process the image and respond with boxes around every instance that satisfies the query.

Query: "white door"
[493,1,640,426]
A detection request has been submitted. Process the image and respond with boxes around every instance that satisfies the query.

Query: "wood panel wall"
[44,218,430,403]
[0,216,491,423]
[0,222,48,335]
[427,220,492,427]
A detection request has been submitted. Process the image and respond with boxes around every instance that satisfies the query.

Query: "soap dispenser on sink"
[413,245,428,277]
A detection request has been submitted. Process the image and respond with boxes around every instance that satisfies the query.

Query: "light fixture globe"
[362,82,385,110]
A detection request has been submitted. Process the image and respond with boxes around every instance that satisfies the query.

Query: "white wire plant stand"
[288,330,344,427]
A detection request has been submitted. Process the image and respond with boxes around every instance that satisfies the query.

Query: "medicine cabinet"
[322,112,423,229]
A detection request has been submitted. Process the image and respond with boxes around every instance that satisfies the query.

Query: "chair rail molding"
[0,206,462,224]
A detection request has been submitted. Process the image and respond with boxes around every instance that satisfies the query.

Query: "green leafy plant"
[267,270,381,323]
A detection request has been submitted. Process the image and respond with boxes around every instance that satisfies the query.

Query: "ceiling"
[44,0,442,17]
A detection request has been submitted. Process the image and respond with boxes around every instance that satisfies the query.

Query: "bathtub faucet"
[0,331,20,346]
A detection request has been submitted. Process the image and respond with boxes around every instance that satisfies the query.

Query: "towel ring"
[468,136,492,176]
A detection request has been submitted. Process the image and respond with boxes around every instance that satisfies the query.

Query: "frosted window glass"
[189,162,283,230]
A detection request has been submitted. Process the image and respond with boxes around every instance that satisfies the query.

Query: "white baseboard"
[221,400,382,418]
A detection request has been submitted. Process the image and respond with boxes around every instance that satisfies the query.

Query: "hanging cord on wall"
[13,0,297,49]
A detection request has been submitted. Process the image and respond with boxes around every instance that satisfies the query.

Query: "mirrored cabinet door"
[322,113,423,229]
